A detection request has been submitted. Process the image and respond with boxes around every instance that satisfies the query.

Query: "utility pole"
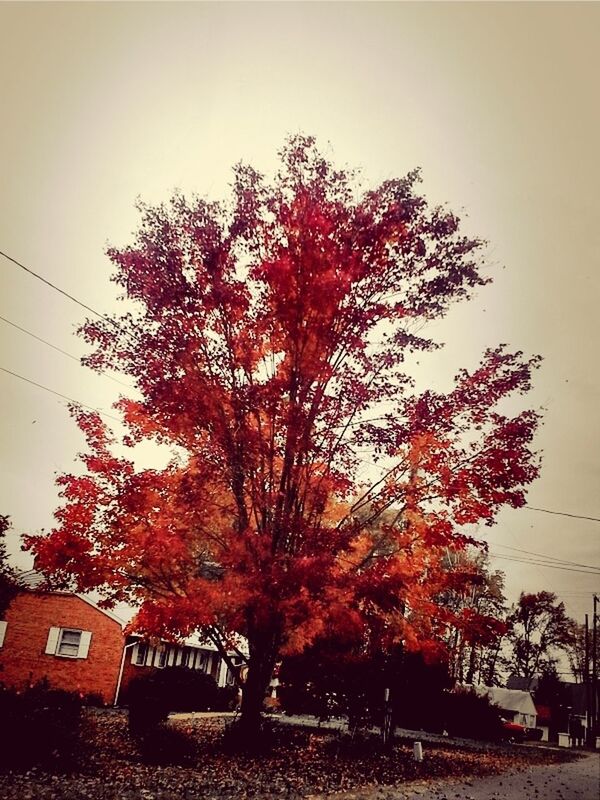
[585,614,592,746]
[593,595,598,742]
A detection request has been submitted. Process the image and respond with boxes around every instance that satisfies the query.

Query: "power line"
[0,366,122,424]
[490,542,600,571]
[488,551,600,576]
[525,505,600,524]
[0,313,133,390]
[0,249,115,325]
[0,314,80,363]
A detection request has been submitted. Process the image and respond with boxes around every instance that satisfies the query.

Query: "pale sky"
[1,2,598,633]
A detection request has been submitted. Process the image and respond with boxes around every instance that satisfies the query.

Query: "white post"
[113,641,137,707]
[413,741,423,762]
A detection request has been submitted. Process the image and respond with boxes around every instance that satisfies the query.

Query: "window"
[45,627,92,659]
[0,621,6,648]
[58,629,81,657]
[196,651,209,672]
[134,642,149,666]
[156,646,167,668]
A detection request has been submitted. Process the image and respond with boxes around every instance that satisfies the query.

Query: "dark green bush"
[527,727,544,741]
[126,667,224,734]
[443,689,504,742]
[82,691,106,707]
[0,680,83,772]
[215,684,239,711]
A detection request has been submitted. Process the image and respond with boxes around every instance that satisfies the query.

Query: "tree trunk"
[237,629,280,743]
[465,644,478,685]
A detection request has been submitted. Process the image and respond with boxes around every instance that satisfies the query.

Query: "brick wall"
[0,591,124,705]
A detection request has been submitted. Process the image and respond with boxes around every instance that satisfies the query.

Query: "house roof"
[506,675,539,692]
[464,684,537,717]
[127,630,249,656]
[18,568,45,589]
[17,569,125,627]
[18,569,249,654]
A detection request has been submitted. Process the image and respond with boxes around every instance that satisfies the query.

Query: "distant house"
[0,570,243,706]
[117,633,241,704]
[463,684,537,728]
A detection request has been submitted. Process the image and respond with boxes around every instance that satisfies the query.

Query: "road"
[386,752,599,800]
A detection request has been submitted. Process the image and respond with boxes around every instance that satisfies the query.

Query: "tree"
[437,548,508,685]
[27,136,541,738]
[565,621,599,684]
[0,514,19,616]
[507,591,576,681]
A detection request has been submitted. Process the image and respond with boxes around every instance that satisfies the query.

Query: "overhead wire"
[0,366,122,424]
[0,313,133,390]
[3,252,600,532]
[487,542,600,571]
[0,249,116,326]
[525,505,600,524]
[487,551,600,576]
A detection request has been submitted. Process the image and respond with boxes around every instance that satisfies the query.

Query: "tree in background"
[506,591,576,681]
[565,621,599,684]
[437,548,508,686]
[27,136,541,738]
[0,514,19,616]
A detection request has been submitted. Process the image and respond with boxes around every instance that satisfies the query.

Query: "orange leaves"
[26,136,543,702]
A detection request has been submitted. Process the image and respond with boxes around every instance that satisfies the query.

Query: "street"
[383,752,599,800]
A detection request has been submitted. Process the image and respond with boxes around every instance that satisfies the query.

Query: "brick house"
[0,580,125,705]
[0,571,241,705]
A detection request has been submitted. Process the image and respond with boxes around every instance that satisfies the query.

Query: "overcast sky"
[1,2,598,630]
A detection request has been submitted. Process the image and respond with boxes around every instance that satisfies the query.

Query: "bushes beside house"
[126,667,237,734]
[443,688,505,742]
[0,680,83,771]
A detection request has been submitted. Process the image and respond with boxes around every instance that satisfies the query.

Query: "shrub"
[0,680,83,772]
[443,689,504,742]
[126,667,223,734]
[215,684,239,711]
[527,727,544,741]
[82,691,106,707]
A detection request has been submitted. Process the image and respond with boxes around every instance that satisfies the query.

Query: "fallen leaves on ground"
[0,710,579,800]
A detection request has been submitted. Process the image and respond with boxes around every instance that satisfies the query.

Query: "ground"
[0,710,590,800]
[315,753,599,799]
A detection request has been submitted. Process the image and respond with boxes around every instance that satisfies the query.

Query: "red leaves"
[27,136,542,685]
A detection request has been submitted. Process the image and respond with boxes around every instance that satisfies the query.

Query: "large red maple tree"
[28,136,541,732]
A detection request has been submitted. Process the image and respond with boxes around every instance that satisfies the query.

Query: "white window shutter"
[0,621,7,647]
[175,648,183,666]
[145,646,155,667]
[78,631,92,659]
[45,627,60,654]
[168,647,175,667]
[131,643,139,664]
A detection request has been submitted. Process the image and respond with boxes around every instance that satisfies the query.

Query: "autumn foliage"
[28,136,541,729]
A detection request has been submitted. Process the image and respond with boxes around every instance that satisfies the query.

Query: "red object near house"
[0,586,125,705]
[501,719,527,742]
